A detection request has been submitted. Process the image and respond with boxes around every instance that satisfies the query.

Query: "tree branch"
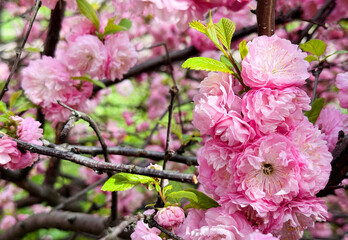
[256,0,276,36]
[0,211,106,240]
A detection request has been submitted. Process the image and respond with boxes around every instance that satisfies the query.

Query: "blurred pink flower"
[0,215,16,230]
[241,35,309,89]
[336,72,348,109]
[131,220,161,240]
[105,33,138,81]
[315,106,348,151]
[123,111,135,126]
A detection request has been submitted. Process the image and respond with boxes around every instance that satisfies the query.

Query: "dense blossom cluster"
[186,35,333,239]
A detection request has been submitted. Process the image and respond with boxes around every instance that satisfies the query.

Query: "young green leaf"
[182,57,234,73]
[185,189,220,210]
[76,0,100,30]
[71,76,106,89]
[239,40,248,60]
[189,20,207,35]
[182,134,202,145]
[166,190,198,204]
[300,39,327,58]
[304,98,325,124]
[214,18,236,51]
[118,18,132,30]
[0,101,6,113]
[304,55,318,63]
[101,173,155,192]
[9,90,22,110]
[220,55,234,71]
[101,174,137,192]
[338,18,348,30]
[25,47,41,53]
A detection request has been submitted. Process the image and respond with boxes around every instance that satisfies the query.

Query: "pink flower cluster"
[21,27,138,125]
[190,35,333,239]
[0,116,43,170]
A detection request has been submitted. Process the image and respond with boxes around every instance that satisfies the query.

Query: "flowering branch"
[0,0,41,100]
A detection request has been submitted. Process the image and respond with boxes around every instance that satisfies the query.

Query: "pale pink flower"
[123,111,134,126]
[118,188,144,216]
[116,80,135,96]
[64,34,107,79]
[147,91,167,120]
[213,111,256,147]
[242,87,311,135]
[130,220,161,240]
[155,206,185,229]
[21,56,73,107]
[177,207,253,240]
[315,106,348,151]
[11,116,42,145]
[200,72,241,96]
[105,33,138,81]
[288,117,332,195]
[336,72,348,109]
[0,61,9,80]
[62,16,97,42]
[241,35,310,89]
[0,215,16,230]
[0,137,21,169]
[246,231,279,240]
[175,209,205,238]
[309,222,332,238]
[136,122,150,132]
[234,134,303,204]
[276,197,328,239]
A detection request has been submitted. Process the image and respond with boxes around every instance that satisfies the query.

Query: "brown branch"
[0,211,107,240]
[59,144,198,166]
[43,0,66,57]
[317,132,348,197]
[294,0,336,44]
[256,0,276,36]
[2,135,197,183]
[0,0,41,100]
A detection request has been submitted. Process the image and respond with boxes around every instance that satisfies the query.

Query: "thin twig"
[311,63,324,104]
[60,115,78,140]
[58,100,110,163]
[0,0,41,100]
[145,215,184,240]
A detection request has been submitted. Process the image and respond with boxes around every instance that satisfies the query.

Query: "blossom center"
[262,163,274,175]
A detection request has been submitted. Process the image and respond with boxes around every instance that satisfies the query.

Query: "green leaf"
[0,101,7,113]
[239,40,248,60]
[118,18,132,30]
[205,11,224,53]
[338,18,348,30]
[304,55,318,63]
[155,183,161,192]
[166,191,198,204]
[0,115,9,122]
[76,0,100,30]
[25,47,41,53]
[182,57,234,73]
[9,90,22,110]
[71,76,106,89]
[220,55,234,71]
[182,134,202,145]
[185,189,220,210]
[101,174,137,192]
[323,50,348,61]
[214,18,236,51]
[300,39,327,57]
[163,185,173,197]
[103,18,132,36]
[13,101,36,113]
[101,173,155,192]
[304,98,325,124]
[189,20,207,35]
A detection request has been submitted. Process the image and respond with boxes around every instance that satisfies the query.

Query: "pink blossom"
[62,16,97,42]
[136,122,150,132]
[123,111,134,126]
[309,222,332,238]
[0,136,21,169]
[105,33,138,81]
[116,80,135,96]
[176,207,253,240]
[21,56,73,107]
[63,34,107,79]
[130,220,161,240]
[0,215,16,230]
[199,72,241,96]
[213,111,256,147]
[242,87,311,135]
[246,231,279,240]
[234,134,303,204]
[11,116,43,145]
[315,106,348,151]
[0,61,9,80]
[118,188,144,216]
[155,206,185,229]
[288,117,332,195]
[241,35,310,89]
[336,72,348,109]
